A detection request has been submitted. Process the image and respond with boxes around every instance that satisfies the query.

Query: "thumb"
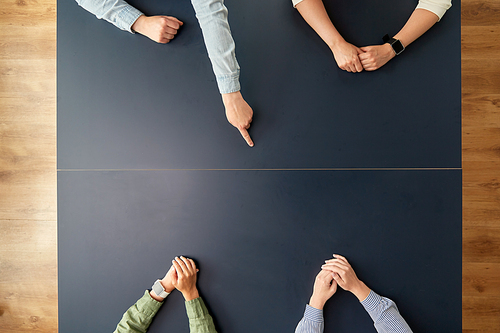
[357,47,365,54]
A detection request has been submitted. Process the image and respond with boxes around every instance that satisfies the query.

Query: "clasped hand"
[332,40,396,72]
[158,256,200,302]
[309,254,371,309]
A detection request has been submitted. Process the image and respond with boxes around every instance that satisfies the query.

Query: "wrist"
[383,43,397,60]
[222,90,242,102]
[131,15,146,34]
[160,280,174,294]
[351,281,371,302]
[149,290,165,302]
[328,37,347,50]
[182,289,200,302]
[309,295,327,310]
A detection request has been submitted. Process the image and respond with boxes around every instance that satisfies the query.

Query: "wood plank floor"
[462,1,500,332]
[0,0,498,331]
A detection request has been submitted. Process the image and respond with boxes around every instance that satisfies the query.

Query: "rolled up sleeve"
[76,0,143,33]
[416,0,452,21]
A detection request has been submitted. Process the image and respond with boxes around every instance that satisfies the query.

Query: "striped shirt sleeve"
[295,305,324,333]
[360,290,413,333]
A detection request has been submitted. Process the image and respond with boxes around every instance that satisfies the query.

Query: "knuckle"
[159,17,168,26]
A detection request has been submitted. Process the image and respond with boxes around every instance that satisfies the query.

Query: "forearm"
[392,9,440,48]
[295,305,324,333]
[361,291,413,333]
[295,0,345,49]
[350,280,371,302]
[416,0,452,21]
[113,291,163,333]
[75,0,143,33]
[191,0,240,94]
[185,297,218,333]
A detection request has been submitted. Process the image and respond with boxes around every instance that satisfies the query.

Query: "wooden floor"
[0,0,498,331]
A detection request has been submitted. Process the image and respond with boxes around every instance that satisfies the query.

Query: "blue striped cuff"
[304,304,324,323]
[360,290,382,312]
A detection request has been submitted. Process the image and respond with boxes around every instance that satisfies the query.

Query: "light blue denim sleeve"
[361,290,413,333]
[295,305,324,333]
[75,0,143,33]
[191,0,241,94]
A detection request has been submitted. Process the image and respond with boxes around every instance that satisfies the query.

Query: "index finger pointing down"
[239,128,254,147]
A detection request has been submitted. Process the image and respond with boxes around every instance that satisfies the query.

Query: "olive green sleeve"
[185,297,218,333]
[113,290,164,333]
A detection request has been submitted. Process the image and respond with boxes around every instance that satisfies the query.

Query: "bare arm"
[359,8,445,71]
[295,0,363,73]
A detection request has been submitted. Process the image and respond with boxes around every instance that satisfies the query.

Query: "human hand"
[309,269,337,310]
[160,265,176,293]
[321,254,370,301]
[359,44,395,71]
[330,41,364,73]
[149,265,176,302]
[131,15,183,44]
[222,91,254,147]
[172,256,200,301]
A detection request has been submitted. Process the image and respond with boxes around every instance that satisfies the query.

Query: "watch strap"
[382,34,405,55]
[152,279,170,298]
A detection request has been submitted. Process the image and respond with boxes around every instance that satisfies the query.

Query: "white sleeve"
[292,0,304,8]
[416,0,452,21]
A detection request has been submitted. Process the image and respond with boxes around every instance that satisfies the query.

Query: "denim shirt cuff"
[216,70,241,94]
[119,5,144,33]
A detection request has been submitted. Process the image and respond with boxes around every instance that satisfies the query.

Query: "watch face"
[392,40,404,55]
[153,281,164,295]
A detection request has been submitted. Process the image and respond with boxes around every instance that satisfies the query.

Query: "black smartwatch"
[382,34,405,55]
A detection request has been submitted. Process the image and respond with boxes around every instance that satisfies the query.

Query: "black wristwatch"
[382,34,405,55]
